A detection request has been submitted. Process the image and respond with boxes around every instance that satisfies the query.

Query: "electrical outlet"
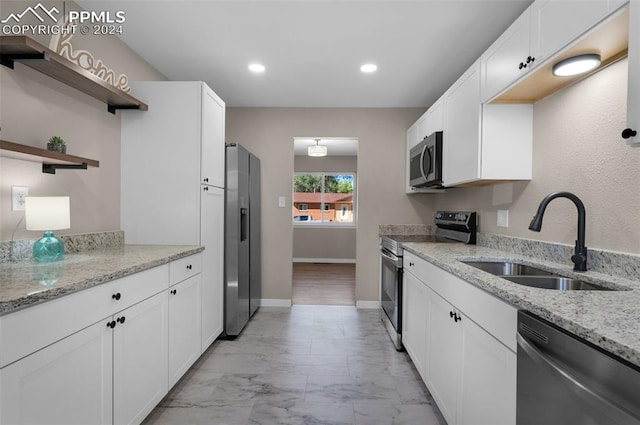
[497,209,509,228]
[12,186,29,211]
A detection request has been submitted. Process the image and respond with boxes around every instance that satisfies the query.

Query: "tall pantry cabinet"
[121,81,225,352]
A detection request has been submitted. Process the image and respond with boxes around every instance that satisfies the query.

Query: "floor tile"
[142,306,446,425]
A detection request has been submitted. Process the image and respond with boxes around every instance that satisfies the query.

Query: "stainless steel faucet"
[528,191,588,271]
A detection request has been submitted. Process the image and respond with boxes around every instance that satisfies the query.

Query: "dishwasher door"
[516,311,640,425]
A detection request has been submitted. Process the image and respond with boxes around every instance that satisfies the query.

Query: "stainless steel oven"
[409,131,443,188]
[380,211,477,350]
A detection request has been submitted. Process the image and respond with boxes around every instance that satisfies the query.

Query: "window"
[293,173,355,225]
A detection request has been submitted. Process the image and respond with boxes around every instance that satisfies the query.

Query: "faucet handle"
[571,245,588,272]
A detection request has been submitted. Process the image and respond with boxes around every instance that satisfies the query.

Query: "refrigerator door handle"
[240,207,248,241]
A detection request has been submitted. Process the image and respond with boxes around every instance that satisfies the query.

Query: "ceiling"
[78,0,533,108]
[294,138,358,156]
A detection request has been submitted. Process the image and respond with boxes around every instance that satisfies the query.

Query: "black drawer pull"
[409,262,414,267]
[187,264,192,270]
[112,293,121,301]
[171,289,177,295]
[117,316,126,324]
[622,128,637,139]
[107,320,116,329]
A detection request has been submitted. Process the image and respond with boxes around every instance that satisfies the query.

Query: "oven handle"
[516,333,639,423]
[380,249,402,268]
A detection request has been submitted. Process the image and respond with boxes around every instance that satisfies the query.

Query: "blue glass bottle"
[33,231,65,262]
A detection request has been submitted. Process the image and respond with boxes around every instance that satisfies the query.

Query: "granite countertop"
[0,244,204,315]
[401,242,640,368]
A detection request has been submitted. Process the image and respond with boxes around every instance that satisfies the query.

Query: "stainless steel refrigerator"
[225,143,261,337]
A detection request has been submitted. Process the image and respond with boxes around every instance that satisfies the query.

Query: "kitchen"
[1,0,639,424]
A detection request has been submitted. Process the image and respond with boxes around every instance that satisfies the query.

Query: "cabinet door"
[481,7,532,102]
[627,0,640,146]
[201,84,226,188]
[402,271,429,381]
[424,96,444,136]
[169,275,202,387]
[443,60,482,187]
[113,293,169,425]
[530,0,609,65]
[458,317,517,425]
[0,320,112,425]
[201,185,225,348]
[426,291,461,425]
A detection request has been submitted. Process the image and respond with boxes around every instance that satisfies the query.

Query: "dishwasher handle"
[517,333,640,424]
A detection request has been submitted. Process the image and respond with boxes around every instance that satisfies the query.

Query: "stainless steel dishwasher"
[517,310,640,425]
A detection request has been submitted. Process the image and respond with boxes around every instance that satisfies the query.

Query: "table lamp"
[25,196,70,263]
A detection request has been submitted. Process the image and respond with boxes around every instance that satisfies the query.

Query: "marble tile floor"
[143,305,447,425]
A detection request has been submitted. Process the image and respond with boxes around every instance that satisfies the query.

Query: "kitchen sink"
[462,261,554,276]
[502,276,612,291]
[460,260,616,291]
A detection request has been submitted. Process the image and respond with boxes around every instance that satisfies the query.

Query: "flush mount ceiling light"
[360,63,377,73]
[308,139,327,157]
[552,54,601,77]
[248,63,266,73]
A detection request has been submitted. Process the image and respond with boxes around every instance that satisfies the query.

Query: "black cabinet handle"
[203,186,209,191]
[526,56,535,64]
[409,262,414,267]
[454,314,462,323]
[112,293,121,301]
[519,62,525,70]
[171,289,177,295]
[107,320,116,329]
[622,128,637,139]
[204,177,209,182]
[187,264,192,270]
[117,316,126,324]
[449,311,455,318]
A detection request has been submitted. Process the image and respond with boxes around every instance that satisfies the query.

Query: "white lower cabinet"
[403,252,517,425]
[113,292,169,425]
[169,274,202,388]
[0,320,113,425]
[401,271,429,381]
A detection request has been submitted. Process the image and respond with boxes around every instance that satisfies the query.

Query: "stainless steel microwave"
[409,131,443,188]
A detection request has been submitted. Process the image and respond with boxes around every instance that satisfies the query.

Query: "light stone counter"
[0,244,203,315]
[401,241,640,368]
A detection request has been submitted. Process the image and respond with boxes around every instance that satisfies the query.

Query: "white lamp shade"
[25,197,71,231]
[308,144,328,157]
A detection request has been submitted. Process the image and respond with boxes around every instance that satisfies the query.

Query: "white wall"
[227,108,432,302]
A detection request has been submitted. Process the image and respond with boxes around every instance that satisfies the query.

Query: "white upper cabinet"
[200,86,226,188]
[530,0,610,65]
[626,0,640,146]
[481,8,533,103]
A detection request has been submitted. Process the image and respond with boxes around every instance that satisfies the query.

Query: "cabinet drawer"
[0,265,168,368]
[169,253,202,286]
[404,251,432,281]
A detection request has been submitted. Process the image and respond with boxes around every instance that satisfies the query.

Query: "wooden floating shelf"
[0,140,100,174]
[0,36,148,114]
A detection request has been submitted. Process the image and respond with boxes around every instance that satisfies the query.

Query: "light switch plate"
[12,186,28,211]
[278,196,286,208]
[497,209,509,228]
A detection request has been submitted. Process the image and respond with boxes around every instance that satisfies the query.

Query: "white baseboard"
[260,299,292,307]
[292,258,356,264]
[356,300,380,309]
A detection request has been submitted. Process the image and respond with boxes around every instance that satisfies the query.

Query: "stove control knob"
[435,212,442,219]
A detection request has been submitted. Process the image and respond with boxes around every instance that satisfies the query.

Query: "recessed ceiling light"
[360,63,377,73]
[248,63,266,73]
[552,54,601,77]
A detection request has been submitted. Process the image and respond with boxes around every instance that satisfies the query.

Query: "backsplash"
[0,231,124,263]
[379,224,432,236]
[478,233,640,281]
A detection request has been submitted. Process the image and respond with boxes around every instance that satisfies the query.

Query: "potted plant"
[47,136,66,154]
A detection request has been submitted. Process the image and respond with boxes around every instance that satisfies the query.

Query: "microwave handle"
[419,144,432,180]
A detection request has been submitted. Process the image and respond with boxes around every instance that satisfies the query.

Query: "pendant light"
[552,54,601,77]
[308,139,327,157]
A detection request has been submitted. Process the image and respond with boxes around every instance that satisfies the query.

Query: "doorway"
[291,137,358,306]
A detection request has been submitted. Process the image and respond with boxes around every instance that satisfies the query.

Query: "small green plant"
[47,136,66,153]
[48,136,65,146]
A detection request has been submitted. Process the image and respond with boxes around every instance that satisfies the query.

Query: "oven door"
[380,248,402,333]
